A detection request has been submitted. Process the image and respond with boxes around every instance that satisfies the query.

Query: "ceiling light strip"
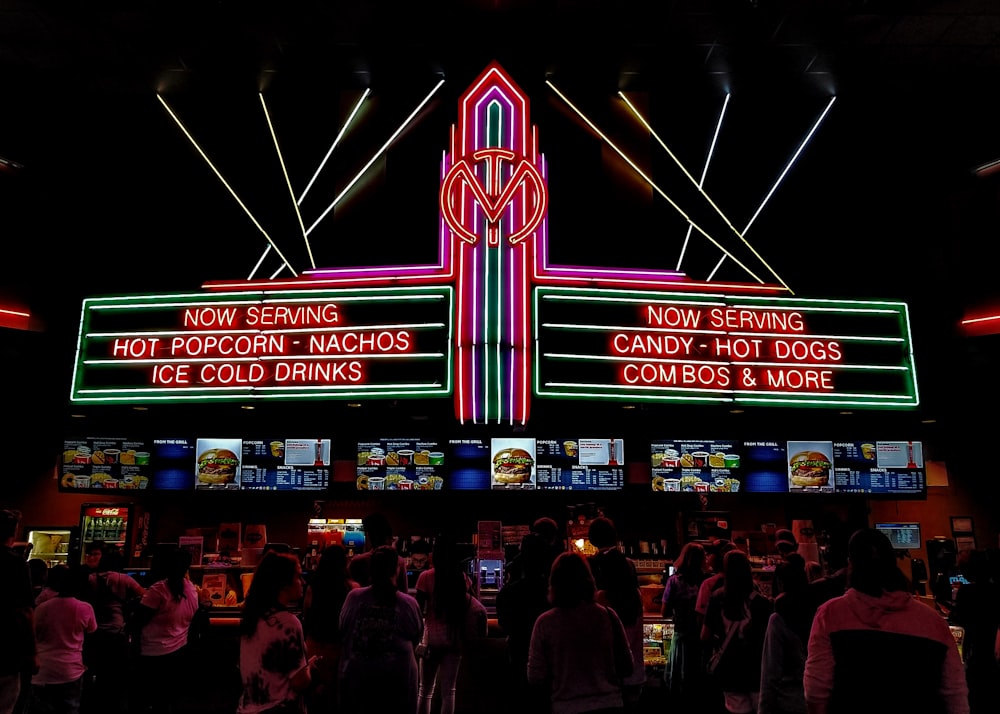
[707,96,837,285]
[260,93,314,269]
[156,94,298,277]
[545,80,766,285]
[305,79,446,238]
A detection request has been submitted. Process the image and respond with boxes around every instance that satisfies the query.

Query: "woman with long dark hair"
[338,545,423,714]
[701,549,773,714]
[414,535,487,714]
[131,547,208,714]
[302,545,358,713]
[661,541,708,708]
[237,551,315,714]
[527,551,634,714]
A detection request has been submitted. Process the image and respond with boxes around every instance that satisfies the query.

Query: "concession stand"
[5,60,981,707]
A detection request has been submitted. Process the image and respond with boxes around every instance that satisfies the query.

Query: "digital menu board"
[194,438,242,490]
[490,438,538,490]
[61,438,156,492]
[355,438,445,490]
[445,438,491,490]
[535,438,625,491]
[240,438,331,491]
[786,441,835,494]
[740,441,791,493]
[833,441,924,495]
[650,440,742,492]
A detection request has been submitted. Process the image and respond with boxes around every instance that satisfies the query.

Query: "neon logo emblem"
[440,147,548,247]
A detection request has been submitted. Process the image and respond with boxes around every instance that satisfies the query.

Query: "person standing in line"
[29,565,97,714]
[338,545,423,714]
[700,549,773,714]
[661,542,708,710]
[694,538,735,714]
[238,551,317,714]
[948,548,1000,714]
[495,533,553,714]
[414,534,488,714]
[594,543,646,711]
[302,545,359,714]
[130,547,208,714]
[804,528,969,714]
[0,508,37,714]
[758,553,814,714]
[347,512,408,592]
[527,551,634,714]
[80,550,144,714]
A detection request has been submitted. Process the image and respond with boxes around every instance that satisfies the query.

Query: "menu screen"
[833,441,925,495]
[445,439,491,490]
[786,441,836,493]
[240,438,331,491]
[490,438,538,490]
[61,438,155,492]
[874,522,921,550]
[741,441,791,493]
[535,438,625,491]
[650,440,742,492]
[355,438,445,490]
[194,438,242,490]
[149,438,198,490]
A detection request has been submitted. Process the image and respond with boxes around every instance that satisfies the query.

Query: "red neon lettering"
[112,337,161,359]
[273,361,363,383]
[713,337,763,359]
[244,303,339,327]
[764,368,834,391]
[644,305,702,328]
[611,333,693,356]
[308,331,412,354]
[199,362,267,385]
[707,308,805,332]
[152,363,191,385]
[772,339,842,362]
[621,362,730,388]
[182,307,238,328]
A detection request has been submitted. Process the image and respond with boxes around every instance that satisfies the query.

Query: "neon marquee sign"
[71,63,918,415]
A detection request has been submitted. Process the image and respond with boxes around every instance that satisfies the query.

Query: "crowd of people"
[2,506,997,714]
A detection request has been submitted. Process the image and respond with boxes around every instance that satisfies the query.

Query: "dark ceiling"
[3,0,1000,445]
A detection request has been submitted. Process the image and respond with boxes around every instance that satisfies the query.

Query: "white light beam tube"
[547,80,765,284]
[707,96,837,286]
[156,94,298,277]
[297,88,370,206]
[305,80,445,237]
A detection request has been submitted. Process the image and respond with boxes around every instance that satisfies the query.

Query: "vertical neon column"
[440,63,547,425]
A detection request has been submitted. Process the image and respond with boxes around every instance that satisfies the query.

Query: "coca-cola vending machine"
[79,502,147,565]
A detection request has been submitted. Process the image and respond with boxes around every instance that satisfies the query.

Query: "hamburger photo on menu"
[786,441,834,492]
[195,438,242,489]
[490,438,536,489]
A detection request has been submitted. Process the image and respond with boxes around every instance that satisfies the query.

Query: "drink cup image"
[135,451,150,465]
[692,451,709,467]
[429,452,445,465]
[73,475,91,489]
[104,448,121,464]
[724,454,741,468]
[398,449,415,465]
[694,481,710,493]
[664,478,681,491]
[398,479,414,490]
[102,479,119,489]
[368,477,385,490]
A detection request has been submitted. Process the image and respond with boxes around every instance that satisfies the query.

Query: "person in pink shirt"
[804,528,969,714]
[30,565,96,714]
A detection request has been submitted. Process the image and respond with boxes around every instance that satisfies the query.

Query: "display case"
[642,616,672,684]
[24,526,77,568]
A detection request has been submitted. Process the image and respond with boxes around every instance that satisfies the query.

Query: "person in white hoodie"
[803,528,969,714]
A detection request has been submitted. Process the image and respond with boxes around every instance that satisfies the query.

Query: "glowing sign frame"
[70,286,453,403]
[72,62,915,418]
[533,287,919,408]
